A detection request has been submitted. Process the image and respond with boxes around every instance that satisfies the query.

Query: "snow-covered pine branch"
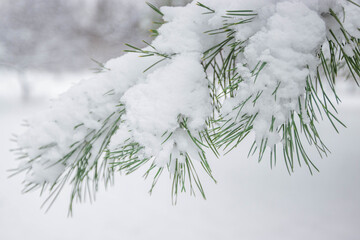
[12,0,360,212]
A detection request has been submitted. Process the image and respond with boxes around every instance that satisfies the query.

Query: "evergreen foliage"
[11,0,360,214]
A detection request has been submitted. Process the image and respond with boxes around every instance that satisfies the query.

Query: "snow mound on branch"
[120,53,212,159]
[17,53,158,183]
[230,1,326,147]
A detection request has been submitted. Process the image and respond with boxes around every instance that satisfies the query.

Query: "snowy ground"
[1,71,359,240]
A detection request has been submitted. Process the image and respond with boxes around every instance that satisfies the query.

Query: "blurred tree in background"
[0,0,190,72]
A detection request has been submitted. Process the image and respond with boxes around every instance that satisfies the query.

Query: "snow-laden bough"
[11,0,360,212]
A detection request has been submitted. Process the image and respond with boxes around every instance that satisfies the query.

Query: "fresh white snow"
[13,0,360,185]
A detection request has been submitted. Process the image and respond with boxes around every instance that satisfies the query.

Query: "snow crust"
[16,0,360,184]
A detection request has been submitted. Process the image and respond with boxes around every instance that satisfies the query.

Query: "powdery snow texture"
[16,0,360,185]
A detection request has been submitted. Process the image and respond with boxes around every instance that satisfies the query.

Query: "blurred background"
[0,1,359,240]
[0,0,191,71]
[0,0,190,101]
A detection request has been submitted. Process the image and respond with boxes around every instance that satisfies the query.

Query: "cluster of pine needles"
[10,1,360,214]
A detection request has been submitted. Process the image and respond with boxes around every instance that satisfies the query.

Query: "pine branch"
[11,1,360,213]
